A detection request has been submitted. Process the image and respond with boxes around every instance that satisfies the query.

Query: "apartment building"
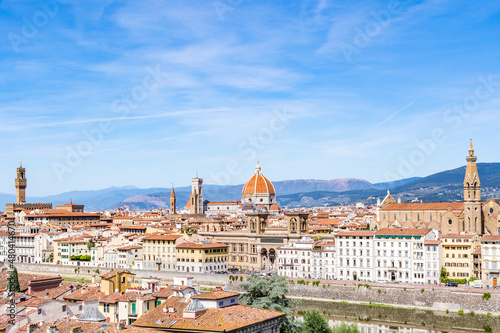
[276,236,335,280]
[335,231,376,282]
[374,228,440,284]
[442,234,480,280]
[480,235,500,287]
[142,234,183,271]
[175,242,228,273]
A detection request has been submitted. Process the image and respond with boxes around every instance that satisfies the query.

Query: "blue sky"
[1,0,500,196]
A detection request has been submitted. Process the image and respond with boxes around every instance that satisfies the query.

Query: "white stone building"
[481,235,500,287]
[276,236,336,280]
[335,231,375,282]
[117,245,143,269]
[373,228,440,284]
[424,239,442,285]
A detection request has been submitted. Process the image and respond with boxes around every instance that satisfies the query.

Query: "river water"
[294,300,500,332]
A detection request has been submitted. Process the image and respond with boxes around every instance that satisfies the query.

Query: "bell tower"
[15,162,27,205]
[463,140,482,233]
[189,177,204,215]
[170,184,176,215]
[286,212,309,234]
[248,213,269,234]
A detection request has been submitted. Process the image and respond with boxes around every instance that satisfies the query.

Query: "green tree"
[86,238,95,251]
[440,266,447,282]
[7,268,21,292]
[302,310,331,333]
[240,275,302,333]
[48,253,54,262]
[331,322,360,333]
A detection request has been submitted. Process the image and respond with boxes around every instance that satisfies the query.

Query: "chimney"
[47,326,58,333]
[28,324,38,333]
[119,320,126,330]
[70,327,82,333]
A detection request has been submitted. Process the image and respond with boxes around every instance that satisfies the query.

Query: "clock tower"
[15,162,27,205]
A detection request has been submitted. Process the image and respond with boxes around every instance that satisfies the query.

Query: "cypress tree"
[8,267,21,293]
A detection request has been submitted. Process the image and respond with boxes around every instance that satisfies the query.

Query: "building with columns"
[201,212,335,271]
[378,141,500,236]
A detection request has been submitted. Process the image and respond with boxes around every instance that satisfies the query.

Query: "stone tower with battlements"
[15,162,27,205]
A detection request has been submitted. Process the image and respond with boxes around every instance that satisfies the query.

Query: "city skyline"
[1,1,500,196]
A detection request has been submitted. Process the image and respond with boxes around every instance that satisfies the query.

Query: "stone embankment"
[15,263,229,286]
[17,263,500,313]
[228,278,500,313]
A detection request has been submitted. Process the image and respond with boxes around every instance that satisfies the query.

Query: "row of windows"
[445,253,468,258]
[444,262,469,267]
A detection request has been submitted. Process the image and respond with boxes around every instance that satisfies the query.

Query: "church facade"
[378,141,500,235]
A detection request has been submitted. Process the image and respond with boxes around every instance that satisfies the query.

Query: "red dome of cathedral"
[242,162,275,196]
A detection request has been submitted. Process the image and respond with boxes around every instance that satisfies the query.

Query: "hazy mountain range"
[1,163,499,211]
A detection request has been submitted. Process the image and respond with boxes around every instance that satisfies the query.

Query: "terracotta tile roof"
[0,273,51,293]
[169,285,195,292]
[425,240,441,245]
[99,270,134,280]
[336,231,376,237]
[63,286,105,302]
[206,201,241,204]
[117,245,143,250]
[152,288,174,298]
[17,297,53,308]
[308,226,330,230]
[143,234,182,241]
[443,234,475,239]
[176,242,228,249]
[28,210,100,217]
[376,228,432,235]
[33,319,154,333]
[28,284,72,299]
[132,296,283,331]
[191,291,239,300]
[481,235,500,241]
[381,202,464,211]
[100,291,138,304]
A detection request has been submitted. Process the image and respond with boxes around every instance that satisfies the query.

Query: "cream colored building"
[53,235,93,265]
[176,241,228,273]
[142,234,183,271]
[203,212,336,271]
[442,233,480,280]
